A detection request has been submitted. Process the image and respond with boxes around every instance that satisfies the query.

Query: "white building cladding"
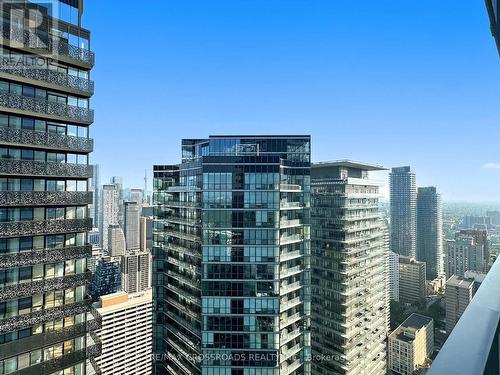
[100,184,119,251]
[95,289,153,375]
[311,161,389,375]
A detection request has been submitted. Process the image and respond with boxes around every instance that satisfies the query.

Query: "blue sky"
[85,1,500,201]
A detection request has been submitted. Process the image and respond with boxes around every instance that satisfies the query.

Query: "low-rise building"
[388,313,434,375]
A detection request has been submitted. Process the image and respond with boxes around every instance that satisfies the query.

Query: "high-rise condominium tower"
[153,135,312,375]
[390,166,416,257]
[100,183,119,252]
[124,201,140,250]
[0,1,99,373]
[120,250,151,294]
[111,176,124,226]
[416,187,443,280]
[107,224,125,257]
[311,161,388,375]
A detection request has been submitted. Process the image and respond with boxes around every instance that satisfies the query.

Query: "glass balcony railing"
[428,259,500,375]
[2,23,95,66]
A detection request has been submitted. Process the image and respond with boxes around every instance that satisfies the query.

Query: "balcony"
[0,91,94,125]
[9,342,102,375]
[280,184,302,192]
[0,298,92,334]
[2,23,95,68]
[0,271,91,300]
[0,66,94,96]
[0,159,93,178]
[0,191,93,207]
[0,321,90,360]
[0,127,93,153]
[0,244,92,270]
[427,259,500,375]
[0,218,93,237]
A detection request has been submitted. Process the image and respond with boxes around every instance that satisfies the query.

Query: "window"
[20,179,33,191]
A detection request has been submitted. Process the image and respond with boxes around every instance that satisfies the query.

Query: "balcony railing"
[0,271,91,300]
[0,218,93,237]
[0,66,94,95]
[0,191,93,207]
[2,23,95,67]
[428,259,500,375]
[0,159,93,178]
[0,298,92,334]
[0,91,94,124]
[0,244,92,270]
[0,321,90,360]
[0,127,93,153]
[280,184,302,192]
[13,343,102,375]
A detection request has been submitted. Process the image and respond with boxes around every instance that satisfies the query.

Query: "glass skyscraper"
[416,186,443,280]
[390,166,417,258]
[0,1,99,374]
[153,135,311,375]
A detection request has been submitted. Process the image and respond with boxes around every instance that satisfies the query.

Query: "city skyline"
[84,1,500,201]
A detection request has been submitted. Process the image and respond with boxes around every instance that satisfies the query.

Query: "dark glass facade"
[154,136,312,375]
[0,1,99,374]
[486,0,500,55]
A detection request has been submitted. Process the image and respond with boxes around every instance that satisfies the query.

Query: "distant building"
[461,215,491,230]
[108,224,126,257]
[101,184,119,251]
[130,187,143,206]
[390,166,417,258]
[140,215,153,251]
[486,0,500,55]
[121,250,151,293]
[459,229,490,271]
[445,232,486,278]
[388,313,434,375]
[111,176,124,226]
[89,227,101,247]
[427,275,446,296]
[95,290,153,375]
[388,251,400,302]
[416,187,444,279]
[445,275,476,333]
[486,210,500,225]
[399,256,426,304]
[124,201,141,250]
[90,256,122,301]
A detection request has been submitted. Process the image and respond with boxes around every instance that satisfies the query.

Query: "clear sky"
[85,0,500,202]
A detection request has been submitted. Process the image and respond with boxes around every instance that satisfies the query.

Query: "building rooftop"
[446,275,474,288]
[312,160,386,171]
[402,313,433,330]
[96,289,152,314]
